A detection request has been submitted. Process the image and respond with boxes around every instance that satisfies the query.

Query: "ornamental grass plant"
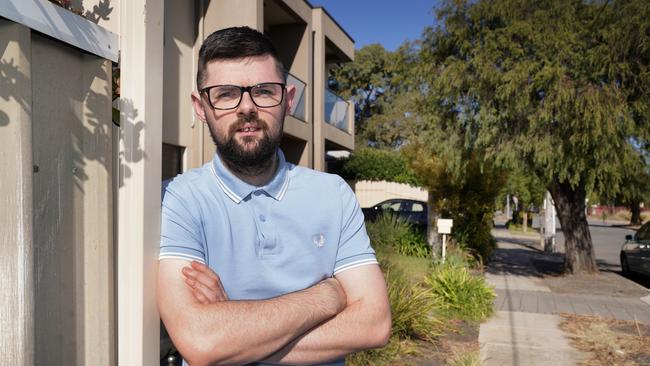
[425,246,495,322]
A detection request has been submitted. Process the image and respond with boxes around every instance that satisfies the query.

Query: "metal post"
[441,234,447,263]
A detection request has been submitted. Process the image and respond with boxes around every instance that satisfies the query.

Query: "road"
[553,219,635,272]
[550,219,650,289]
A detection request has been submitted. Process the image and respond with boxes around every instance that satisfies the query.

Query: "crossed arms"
[157,259,391,366]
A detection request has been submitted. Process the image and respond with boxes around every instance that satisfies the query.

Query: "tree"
[404,144,504,262]
[330,43,419,147]
[600,153,650,225]
[417,0,650,273]
[502,167,546,232]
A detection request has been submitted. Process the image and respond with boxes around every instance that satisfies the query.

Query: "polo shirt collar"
[210,149,290,204]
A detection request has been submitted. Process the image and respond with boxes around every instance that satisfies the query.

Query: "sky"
[310,0,441,51]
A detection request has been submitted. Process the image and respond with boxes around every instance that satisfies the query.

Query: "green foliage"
[330,44,421,147]
[501,166,546,224]
[425,248,495,322]
[385,262,444,341]
[341,148,421,186]
[346,337,416,366]
[348,258,443,366]
[415,0,650,272]
[366,213,431,258]
[405,146,502,262]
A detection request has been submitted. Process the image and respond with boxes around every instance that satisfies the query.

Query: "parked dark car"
[620,221,650,276]
[361,199,428,230]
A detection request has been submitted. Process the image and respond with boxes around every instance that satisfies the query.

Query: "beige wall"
[0,20,34,366]
[0,20,115,366]
[31,33,115,366]
[351,180,428,208]
[81,0,120,35]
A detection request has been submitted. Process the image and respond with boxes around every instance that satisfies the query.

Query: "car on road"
[361,199,428,230]
[620,221,650,276]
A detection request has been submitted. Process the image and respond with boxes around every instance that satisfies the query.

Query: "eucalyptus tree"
[416,0,650,273]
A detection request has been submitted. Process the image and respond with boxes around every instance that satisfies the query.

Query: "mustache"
[228,117,269,135]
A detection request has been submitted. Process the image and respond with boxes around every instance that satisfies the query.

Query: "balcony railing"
[325,89,349,132]
[287,73,306,121]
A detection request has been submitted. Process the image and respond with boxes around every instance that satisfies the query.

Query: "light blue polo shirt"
[160,149,377,366]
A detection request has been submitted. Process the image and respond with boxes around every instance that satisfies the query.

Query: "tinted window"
[411,202,425,212]
[380,201,401,211]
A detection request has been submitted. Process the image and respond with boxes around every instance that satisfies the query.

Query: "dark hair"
[196,26,287,88]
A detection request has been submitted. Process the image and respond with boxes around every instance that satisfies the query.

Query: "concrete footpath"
[479,228,650,366]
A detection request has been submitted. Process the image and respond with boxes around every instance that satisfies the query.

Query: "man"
[157,26,391,366]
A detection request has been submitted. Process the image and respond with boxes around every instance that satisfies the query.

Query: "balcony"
[325,88,350,132]
[287,73,306,121]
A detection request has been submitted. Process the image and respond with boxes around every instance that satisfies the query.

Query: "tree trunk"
[522,211,528,232]
[548,181,598,274]
[630,202,642,225]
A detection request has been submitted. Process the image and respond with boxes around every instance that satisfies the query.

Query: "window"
[411,202,425,212]
[380,201,401,212]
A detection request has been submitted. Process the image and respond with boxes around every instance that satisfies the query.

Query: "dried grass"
[559,314,650,366]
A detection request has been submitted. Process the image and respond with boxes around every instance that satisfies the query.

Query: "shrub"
[384,263,443,341]
[452,213,497,262]
[347,259,443,365]
[366,213,431,258]
[425,250,495,322]
[341,148,421,186]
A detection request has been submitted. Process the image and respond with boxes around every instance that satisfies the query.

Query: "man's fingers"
[193,280,220,303]
[183,267,220,292]
[190,261,220,280]
[182,265,229,302]
[192,288,210,305]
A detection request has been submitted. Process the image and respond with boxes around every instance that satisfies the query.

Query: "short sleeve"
[333,179,378,275]
[159,179,206,263]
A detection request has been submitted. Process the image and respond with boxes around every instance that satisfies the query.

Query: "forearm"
[160,265,345,366]
[263,294,391,365]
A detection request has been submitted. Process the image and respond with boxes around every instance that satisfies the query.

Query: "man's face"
[191,55,295,174]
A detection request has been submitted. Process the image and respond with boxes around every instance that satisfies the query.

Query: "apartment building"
[0,0,355,364]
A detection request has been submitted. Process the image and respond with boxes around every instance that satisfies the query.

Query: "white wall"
[350,180,428,208]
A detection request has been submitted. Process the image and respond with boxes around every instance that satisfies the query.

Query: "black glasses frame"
[200,82,286,110]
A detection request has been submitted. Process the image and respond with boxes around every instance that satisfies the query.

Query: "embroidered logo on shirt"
[312,233,326,248]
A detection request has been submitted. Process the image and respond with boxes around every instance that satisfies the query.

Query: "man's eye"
[216,91,237,99]
[255,88,274,96]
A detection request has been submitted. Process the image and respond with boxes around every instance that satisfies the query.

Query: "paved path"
[479,228,650,366]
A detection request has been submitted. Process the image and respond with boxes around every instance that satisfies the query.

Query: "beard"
[209,116,283,177]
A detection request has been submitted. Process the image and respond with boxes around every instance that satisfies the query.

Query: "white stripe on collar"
[276,172,290,201]
[210,163,243,203]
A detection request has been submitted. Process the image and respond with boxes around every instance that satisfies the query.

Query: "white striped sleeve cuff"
[333,258,379,276]
[158,252,206,264]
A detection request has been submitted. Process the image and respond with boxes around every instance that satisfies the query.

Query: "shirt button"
[254,191,262,196]
[259,214,266,222]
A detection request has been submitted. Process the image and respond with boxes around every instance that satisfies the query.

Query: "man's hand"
[182,261,228,304]
[183,261,346,313]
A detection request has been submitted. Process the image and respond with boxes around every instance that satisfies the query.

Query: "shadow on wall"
[0,1,146,189]
[0,55,28,126]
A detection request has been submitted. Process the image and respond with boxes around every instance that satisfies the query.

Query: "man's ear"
[284,84,296,115]
[191,91,207,123]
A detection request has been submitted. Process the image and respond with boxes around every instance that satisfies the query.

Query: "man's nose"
[237,91,258,116]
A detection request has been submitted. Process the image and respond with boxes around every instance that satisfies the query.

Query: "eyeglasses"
[200,82,286,110]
